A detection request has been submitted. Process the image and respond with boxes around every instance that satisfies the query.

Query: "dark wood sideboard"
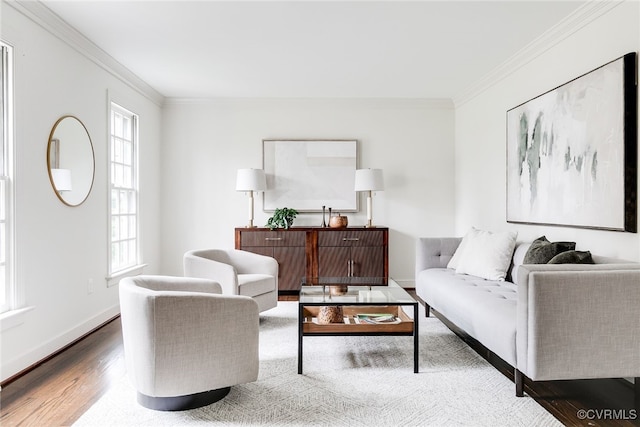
[235,227,389,294]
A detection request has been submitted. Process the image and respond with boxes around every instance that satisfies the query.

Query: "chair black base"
[137,386,231,411]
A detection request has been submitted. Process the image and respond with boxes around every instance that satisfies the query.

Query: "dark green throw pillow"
[548,250,594,264]
[523,236,576,264]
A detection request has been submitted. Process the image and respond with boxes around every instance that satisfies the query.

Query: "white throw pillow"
[509,242,531,285]
[455,229,518,281]
[447,227,477,269]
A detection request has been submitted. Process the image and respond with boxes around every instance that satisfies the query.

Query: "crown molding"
[163,97,454,110]
[452,0,624,108]
[9,0,165,106]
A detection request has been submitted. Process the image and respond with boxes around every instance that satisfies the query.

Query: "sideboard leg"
[424,303,430,317]
[515,369,524,397]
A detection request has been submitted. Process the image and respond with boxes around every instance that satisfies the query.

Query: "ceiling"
[41,1,585,100]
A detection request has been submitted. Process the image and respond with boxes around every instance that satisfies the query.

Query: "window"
[108,103,139,278]
[0,42,14,314]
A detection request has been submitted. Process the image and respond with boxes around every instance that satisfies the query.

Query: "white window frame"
[107,102,143,285]
[0,41,15,315]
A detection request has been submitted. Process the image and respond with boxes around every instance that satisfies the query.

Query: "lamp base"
[364,194,377,228]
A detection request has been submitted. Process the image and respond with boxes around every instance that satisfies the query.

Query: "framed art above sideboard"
[262,139,358,212]
[506,52,637,232]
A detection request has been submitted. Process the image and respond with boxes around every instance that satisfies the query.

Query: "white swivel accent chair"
[183,249,278,313]
[118,275,259,411]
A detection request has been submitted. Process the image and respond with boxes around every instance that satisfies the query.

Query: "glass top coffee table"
[298,277,419,374]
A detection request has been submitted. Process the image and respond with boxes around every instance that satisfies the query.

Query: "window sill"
[106,264,147,287]
[0,306,36,332]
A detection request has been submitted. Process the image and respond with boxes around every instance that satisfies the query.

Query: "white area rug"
[74,302,561,426]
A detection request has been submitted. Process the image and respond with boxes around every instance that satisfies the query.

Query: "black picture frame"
[506,52,637,233]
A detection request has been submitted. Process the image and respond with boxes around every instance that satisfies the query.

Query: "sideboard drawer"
[240,230,306,247]
[317,230,385,247]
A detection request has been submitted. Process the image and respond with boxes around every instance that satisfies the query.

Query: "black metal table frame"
[297,299,419,374]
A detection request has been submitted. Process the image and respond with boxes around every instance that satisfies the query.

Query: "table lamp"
[354,168,384,228]
[236,168,267,228]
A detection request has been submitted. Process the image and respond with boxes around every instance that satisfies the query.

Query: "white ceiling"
[41,1,585,99]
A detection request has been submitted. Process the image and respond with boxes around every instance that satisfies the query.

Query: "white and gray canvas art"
[263,140,357,212]
[507,57,626,230]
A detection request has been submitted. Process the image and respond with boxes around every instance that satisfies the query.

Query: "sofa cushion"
[523,236,575,264]
[416,268,517,365]
[548,250,594,264]
[454,228,518,281]
[508,242,531,284]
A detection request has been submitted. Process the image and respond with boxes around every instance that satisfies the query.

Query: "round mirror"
[47,116,95,207]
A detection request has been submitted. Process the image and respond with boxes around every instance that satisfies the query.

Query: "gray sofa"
[415,237,640,400]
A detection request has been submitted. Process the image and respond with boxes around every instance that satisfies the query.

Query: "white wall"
[0,3,162,382]
[454,1,640,261]
[160,98,456,285]
[7,0,636,385]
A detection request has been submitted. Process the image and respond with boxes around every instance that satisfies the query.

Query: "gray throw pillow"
[523,236,576,264]
[548,250,595,264]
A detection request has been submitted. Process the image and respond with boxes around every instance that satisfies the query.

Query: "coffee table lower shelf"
[298,304,419,374]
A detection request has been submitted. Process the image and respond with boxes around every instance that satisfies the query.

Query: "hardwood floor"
[1,294,638,426]
[1,317,125,426]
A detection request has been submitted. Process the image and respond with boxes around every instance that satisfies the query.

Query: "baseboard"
[1,304,121,385]
[393,279,414,288]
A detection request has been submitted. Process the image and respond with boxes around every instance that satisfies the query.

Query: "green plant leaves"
[266,207,298,230]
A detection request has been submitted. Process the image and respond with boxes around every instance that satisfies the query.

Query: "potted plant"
[266,207,298,230]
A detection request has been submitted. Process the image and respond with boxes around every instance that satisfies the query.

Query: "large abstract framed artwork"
[263,139,358,212]
[506,52,637,232]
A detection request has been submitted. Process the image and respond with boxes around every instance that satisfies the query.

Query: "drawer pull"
[265,237,283,241]
[342,237,359,241]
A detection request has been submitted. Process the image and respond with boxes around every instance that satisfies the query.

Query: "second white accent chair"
[184,249,278,313]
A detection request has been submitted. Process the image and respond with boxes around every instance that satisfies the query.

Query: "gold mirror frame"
[46,115,95,207]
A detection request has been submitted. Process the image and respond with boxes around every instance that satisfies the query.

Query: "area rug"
[74,302,561,426]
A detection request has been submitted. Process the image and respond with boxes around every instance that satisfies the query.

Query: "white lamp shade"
[51,168,73,192]
[236,168,266,192]
[354,168,384,191]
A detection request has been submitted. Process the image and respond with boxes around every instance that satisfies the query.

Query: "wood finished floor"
[1,293,638,427]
